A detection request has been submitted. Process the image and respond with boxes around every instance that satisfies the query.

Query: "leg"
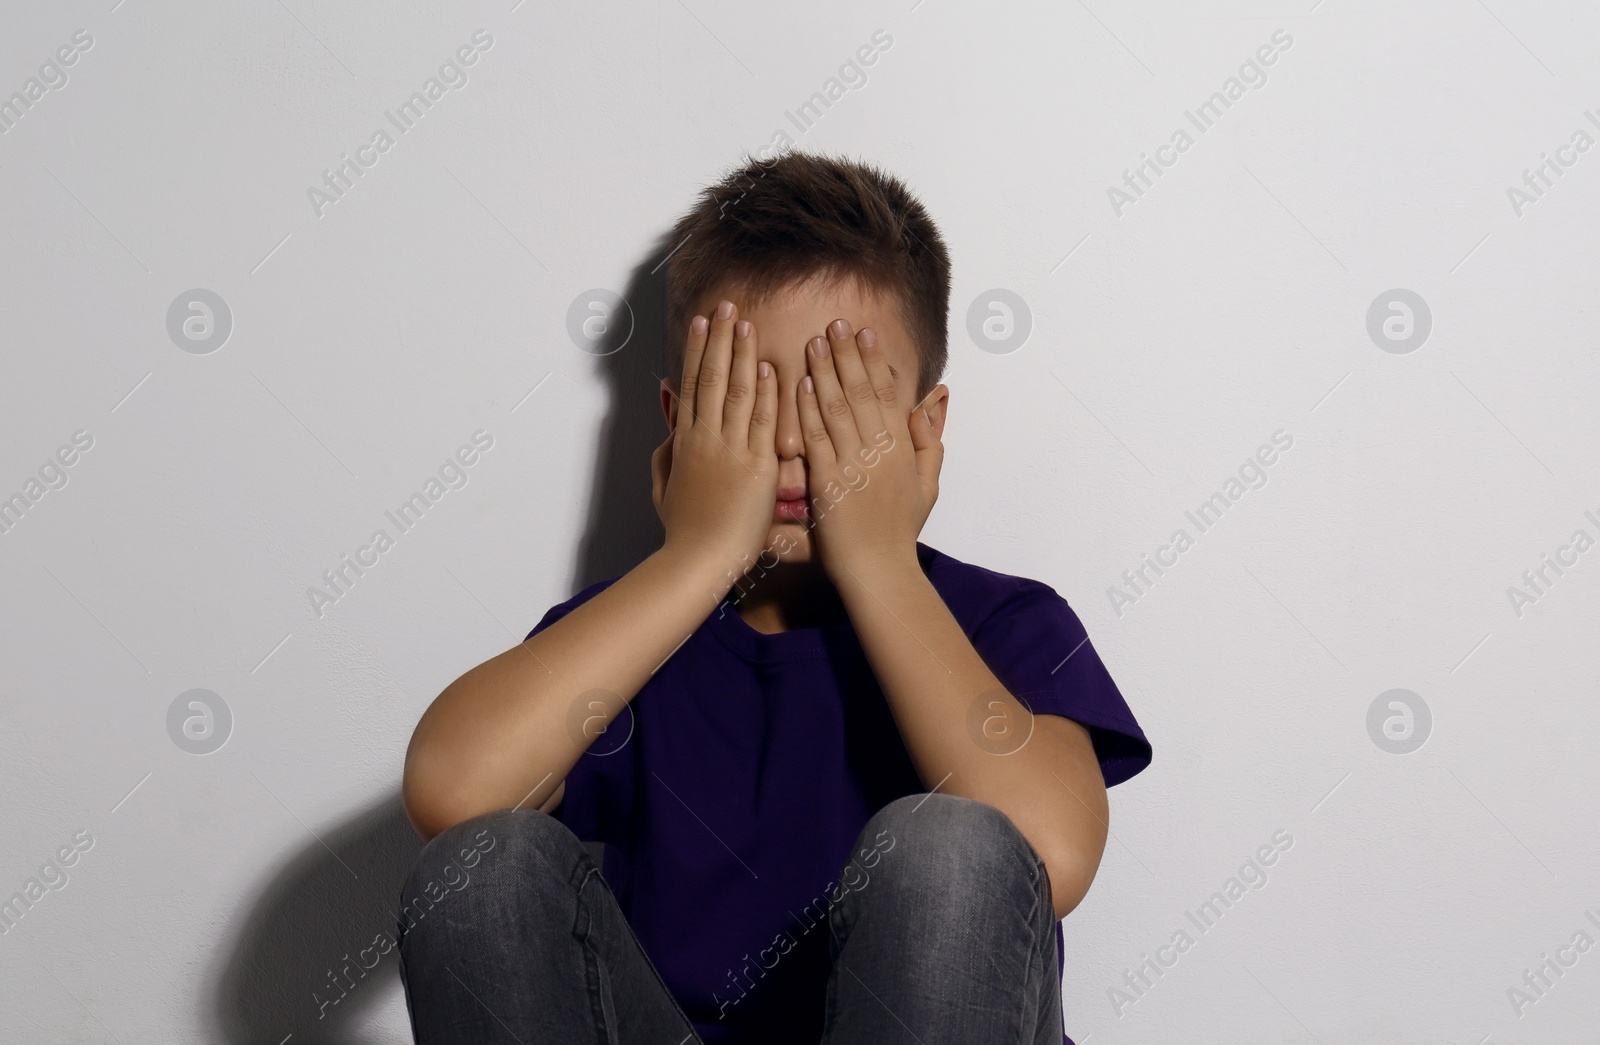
[820,793,1062,1045]
[396,807,701,1045]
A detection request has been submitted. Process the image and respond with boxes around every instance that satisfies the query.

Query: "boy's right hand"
[652,300,779,572]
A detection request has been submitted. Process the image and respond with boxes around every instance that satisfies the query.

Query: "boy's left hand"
[797,318,943,584]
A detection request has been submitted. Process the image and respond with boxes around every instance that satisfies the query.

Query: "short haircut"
[663,151,951,406]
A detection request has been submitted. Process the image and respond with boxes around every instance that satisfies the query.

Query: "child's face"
[661,274,948,567]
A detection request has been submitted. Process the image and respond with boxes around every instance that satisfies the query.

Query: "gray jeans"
[396,792,1063,1044]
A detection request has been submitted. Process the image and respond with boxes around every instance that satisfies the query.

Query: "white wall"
[2,1,1597,1042]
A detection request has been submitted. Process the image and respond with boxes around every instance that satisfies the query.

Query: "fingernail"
[830,318,849,337]
[859,327,877,348]
[736,319,751,339]
[691,315,708,335]
[802,375,814,393]
[717,300,734,319]
[810,337,828,358]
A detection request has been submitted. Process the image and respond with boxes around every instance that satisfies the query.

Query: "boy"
[396,152,1152,1045]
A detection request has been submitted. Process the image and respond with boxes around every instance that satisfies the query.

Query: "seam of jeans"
[568,851,615,1044]
[1038,855,1067,1045]
[1014,833,1056,1044]
[925,804,1042,1045]
[569,847,704,1044]
[395,940,422,1044]
[991,805,1045,930]
[1010,849,1044,1045]
[819,901,846,1045]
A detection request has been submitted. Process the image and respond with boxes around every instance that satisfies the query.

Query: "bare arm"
[794,317,1109,918]
[402,299,779,841]
[831,558,1109,920]
[401,544,735,841]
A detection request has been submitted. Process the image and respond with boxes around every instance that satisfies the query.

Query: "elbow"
[401,766,459,844]
[403,773,501,844]
[1042,845,1102,919]
[402,740,563,842]
[401,735,479,843]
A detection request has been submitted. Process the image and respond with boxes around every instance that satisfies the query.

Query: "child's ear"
[917,384,950,440]
[660,379,679,434]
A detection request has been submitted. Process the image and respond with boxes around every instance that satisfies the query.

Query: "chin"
[765,523,814,563]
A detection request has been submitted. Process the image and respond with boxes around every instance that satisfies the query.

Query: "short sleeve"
[971,580,1152,788]
[518,576,625,830]
[523,577,619,642]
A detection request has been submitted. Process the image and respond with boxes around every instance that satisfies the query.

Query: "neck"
[733,559,848,635]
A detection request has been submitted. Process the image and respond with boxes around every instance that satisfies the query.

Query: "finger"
[805,333,860,456]
[826,318,886,449]
[678,313,709,427]
[856,326,899,413]
[696,299,737,431]
[749,358,777,457]
[722,318,758,440]
[796,373,838,470]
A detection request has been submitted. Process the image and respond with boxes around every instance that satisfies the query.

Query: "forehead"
[693,273,916,365]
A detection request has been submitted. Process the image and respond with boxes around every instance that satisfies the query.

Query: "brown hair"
[663,151,951,405]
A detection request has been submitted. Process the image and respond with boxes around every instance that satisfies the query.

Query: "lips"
[775,486,809,521]
[774,479,810,521]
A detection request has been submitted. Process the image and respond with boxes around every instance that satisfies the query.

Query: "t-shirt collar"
[705,542,939,663]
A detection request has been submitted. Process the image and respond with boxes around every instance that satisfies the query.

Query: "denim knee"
[396,807,588,940]
[848,792,1047,907]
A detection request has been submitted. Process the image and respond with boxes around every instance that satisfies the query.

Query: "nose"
[773,360,805,461]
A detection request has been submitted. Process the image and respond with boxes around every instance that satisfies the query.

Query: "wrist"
[825,543,923,592]
[654,539,756,605]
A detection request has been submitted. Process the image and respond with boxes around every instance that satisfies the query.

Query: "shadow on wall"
[210,793,422,1044]
[209,240,677,1043]
[566,233,677,591]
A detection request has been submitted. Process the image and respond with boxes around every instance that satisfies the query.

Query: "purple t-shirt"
[525,541,1152,1045]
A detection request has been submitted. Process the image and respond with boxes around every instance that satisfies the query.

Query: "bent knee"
[858,793,1041,893]
[400,807,583,909]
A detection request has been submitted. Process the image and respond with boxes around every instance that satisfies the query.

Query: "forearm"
[402,543,735,839]
[835,557,1109,915]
